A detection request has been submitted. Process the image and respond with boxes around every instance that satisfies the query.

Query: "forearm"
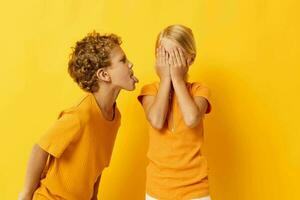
[172,78,200,127]
[147,78,171,129]
[21,144,49,198]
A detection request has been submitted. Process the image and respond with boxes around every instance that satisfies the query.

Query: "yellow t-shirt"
[32,93,121,200]
[138,82,212,200]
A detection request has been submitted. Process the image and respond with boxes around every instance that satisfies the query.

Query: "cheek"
[111,65,129,82]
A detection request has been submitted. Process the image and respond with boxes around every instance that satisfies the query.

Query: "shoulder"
[57,94,92,125]
[55,109,82,133]
[189,81,209,89]
[137,82,159,102]
[141,81,159,90]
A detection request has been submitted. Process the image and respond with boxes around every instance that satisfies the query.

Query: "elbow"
[151,123,164,130]
[147,115,165,130]
[150,119,164,130]
[184,113,201,128]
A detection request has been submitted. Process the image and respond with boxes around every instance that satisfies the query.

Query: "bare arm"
[19,144,49,200]
[173,79,208,128]
[172,78,202,128]
[170,48,208,128]
[142,79,171,130]
[91,174,101,200]
[141,46,171,130]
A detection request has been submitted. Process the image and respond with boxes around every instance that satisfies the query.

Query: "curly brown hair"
[68,31,122,92]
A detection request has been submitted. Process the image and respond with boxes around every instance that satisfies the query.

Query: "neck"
[92,83,120,115]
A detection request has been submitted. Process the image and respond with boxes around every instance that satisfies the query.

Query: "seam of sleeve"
[38,112,82,158]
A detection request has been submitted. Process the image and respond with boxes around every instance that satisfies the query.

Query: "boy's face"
[106,45,138,91]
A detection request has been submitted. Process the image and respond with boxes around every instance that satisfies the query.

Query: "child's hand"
[169,47,188,81]
[155,45,170,81]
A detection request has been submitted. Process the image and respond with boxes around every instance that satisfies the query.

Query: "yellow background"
[0,0,299,199]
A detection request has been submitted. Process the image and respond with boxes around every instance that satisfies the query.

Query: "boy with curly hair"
[19,31,139,200]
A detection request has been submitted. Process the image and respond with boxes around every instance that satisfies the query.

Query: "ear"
[96,68,111,82]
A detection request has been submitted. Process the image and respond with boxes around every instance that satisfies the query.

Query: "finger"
[162,47,167,65]
[165,50,169,65]
[178,48,186,66]
[161,46,165,64]
[171,49,178,66]
[167,51,170,65]
[170,49,176,66]
[163,47,168,64]
[174,48,182,66]
[156,46,160,59]
[158,46,162,63]
[168,49,173,66]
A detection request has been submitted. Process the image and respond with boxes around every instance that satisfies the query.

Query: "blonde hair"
[155,24,196,58]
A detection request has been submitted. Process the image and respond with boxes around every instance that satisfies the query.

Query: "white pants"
[146,194,211,200]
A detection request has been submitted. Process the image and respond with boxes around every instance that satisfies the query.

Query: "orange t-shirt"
[32,93,121,200]
[138,82,212,200]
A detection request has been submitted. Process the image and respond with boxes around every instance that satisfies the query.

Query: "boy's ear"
[96,68,111,82]
[188,55,195,65]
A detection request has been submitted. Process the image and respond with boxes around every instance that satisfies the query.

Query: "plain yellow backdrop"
[0,0,299,199]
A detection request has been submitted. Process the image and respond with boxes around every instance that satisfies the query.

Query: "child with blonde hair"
[138,25,212,200]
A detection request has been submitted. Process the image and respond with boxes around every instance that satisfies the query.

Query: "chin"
[128,85,136,91]
[122,84,135,91]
